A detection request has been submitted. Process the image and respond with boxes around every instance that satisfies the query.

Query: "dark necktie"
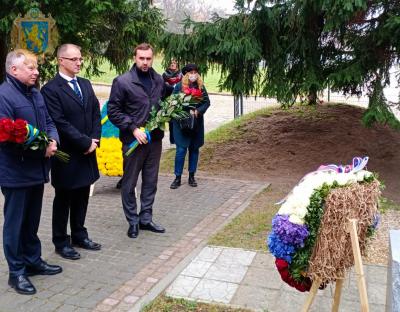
[70,79,83,102]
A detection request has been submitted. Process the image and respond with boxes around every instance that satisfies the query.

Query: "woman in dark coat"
[170,64,210,189]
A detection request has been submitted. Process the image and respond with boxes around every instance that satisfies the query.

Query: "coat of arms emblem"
[11,7,58,60]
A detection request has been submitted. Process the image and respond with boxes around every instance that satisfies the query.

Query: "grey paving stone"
[367,264,388,285]
[241,266,273,288]
[231,285,280,312]
[74,308,91,312]
[216,248,256,266]
[166,275,201,298]
[180,260,213,278]
[204,262,248,283]
[55,304,78,312]
[190,279,239,304]
[36,301,63,312]
[251,252,276,269]
[195,246,223,262]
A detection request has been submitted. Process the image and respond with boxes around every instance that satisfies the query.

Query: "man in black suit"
[108,43,172,239]
[42,44,102,260]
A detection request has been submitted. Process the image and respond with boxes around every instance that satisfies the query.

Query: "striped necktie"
[70,79,83,102]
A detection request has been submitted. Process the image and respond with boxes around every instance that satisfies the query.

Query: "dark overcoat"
[0,75,59,187]
[107,65,172,145]
[171,82,210,148]
[41,74,101,189]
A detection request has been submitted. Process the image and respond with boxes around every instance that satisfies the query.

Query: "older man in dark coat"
[0,49,62,295]
[42,44,102,260]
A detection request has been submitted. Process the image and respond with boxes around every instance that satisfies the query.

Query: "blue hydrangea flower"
[267,232,295,263]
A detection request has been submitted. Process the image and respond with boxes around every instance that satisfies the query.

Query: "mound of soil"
[200,104,400,202]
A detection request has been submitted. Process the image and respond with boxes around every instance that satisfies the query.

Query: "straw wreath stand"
[301,218,369,312]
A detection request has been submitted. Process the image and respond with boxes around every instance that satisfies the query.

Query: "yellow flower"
[96,137,123,176]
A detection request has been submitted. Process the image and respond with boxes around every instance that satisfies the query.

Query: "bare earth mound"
[201,104,400,202]
[199,104,400,264]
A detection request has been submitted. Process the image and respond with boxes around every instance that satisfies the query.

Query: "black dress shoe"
[8,275,36,295]
[72,238,101,250]
[127,224,139,238]
[139,221,166,233]
[26,261,62,276]
[188,173,197,187]
[55,246,81,260]
[170,176,181,189]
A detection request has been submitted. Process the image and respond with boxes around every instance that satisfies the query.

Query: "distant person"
[0,49,62,295]
[162,59,182,87]
[170,64,210,189]
[42,43,102,261]
[163,59,183,144]
[108,43,173,239]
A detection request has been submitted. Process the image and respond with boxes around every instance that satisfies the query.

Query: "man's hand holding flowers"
[45,139,57,158]
[133,127,149,145]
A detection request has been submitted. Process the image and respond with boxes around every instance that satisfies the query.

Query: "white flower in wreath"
[355,170,373,182]
[335,172,357,186]
[278,193,310,219]
[289,214,304,225]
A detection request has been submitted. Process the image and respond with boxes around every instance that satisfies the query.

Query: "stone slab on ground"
[166,247,387,312]
[386,229,400,312]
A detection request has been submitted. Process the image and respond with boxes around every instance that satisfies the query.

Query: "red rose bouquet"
[183,86,203,103]
[0,118,69,162]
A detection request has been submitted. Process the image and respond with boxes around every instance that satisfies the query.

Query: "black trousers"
[52,186,90,249]
[1,185,43,276]
[121,140,162,225]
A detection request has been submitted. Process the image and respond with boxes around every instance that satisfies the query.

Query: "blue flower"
[267,232,296,263]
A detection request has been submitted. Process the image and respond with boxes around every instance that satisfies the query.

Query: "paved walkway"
[0,175,266,311]
[166,246,387,312]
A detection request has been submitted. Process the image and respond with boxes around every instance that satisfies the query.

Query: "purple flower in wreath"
[272,215,309,247]
[267,232,296,263]
[372,213,380,229]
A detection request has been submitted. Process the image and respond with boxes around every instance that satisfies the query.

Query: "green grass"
[208,185,279,251]
[83,57,224,93]
[380,197,400,212]
[142,295,253,312]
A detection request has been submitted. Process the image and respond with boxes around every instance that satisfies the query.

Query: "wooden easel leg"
[301,279,321,312]
[348,219,369,312]
[331,279,344,312]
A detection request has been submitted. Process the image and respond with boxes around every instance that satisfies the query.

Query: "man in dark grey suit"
[108,43,172,239]
[42,44,102,260]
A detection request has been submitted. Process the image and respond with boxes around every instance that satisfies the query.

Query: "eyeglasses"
[60,57,84,62]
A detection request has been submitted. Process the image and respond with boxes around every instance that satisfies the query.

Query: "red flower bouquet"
[183,86,203,103]
[0,118,69,162]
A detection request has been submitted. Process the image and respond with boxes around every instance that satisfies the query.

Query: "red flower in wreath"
[275,258,312,292]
